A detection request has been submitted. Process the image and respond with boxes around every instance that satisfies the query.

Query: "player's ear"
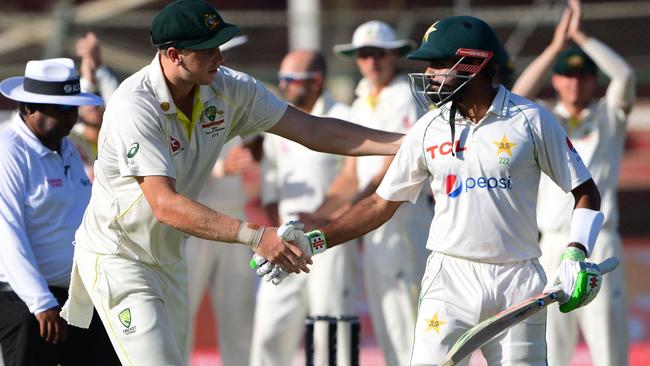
[166,47,183,65]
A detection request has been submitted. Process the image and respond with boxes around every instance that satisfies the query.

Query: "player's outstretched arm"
[320,192,402,248]
[268,105,404,157]
[136,175,310,274]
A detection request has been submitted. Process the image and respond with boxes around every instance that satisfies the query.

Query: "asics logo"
[445,174,513,198]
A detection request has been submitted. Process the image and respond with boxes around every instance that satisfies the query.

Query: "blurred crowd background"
[0,0,649,365]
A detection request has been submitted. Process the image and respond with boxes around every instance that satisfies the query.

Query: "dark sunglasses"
[356,48,388,59]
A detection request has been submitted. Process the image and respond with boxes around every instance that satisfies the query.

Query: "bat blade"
[439,257,619,366]
[439,290,560,366]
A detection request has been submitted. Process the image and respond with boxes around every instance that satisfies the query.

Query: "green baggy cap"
[150,0,240,50]
[553,46,598,75]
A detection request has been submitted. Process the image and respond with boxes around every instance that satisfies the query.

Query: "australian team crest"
[119,308,131,328]
[205,105,217,121]
[204,14,220,30]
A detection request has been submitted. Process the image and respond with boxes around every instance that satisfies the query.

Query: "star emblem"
[493,134,517,156]
[423,21,439,43]
[425,313,446,334]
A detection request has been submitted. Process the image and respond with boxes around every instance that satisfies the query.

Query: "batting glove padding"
[555,247,603,313]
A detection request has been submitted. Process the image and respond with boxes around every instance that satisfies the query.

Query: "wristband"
[305,230,328,255]
[236,221,265,250]
[569,208,604,257]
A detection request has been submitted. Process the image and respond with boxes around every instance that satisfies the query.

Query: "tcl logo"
[426,140,467,159]
[445,174,513,198]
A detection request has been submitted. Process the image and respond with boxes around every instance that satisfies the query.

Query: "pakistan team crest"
[118,308,131,328]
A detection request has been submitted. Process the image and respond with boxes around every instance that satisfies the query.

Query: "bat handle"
[597,257,619,274]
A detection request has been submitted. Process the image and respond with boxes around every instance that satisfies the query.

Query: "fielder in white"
[307,21,433,366]
[184,35,257,366]
[513,1,635,364]
[59,1,404,365]
[250,50,356,366]
[261,15,609,366]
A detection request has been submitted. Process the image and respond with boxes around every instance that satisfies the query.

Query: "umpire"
[0,58,119,365]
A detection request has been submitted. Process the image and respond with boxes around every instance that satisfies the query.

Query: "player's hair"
[18,102,39,116]
[306,50,327,77]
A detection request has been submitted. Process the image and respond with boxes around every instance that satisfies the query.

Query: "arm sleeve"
[376,123,429,203]
[581,38,636,115]
[226,75,288,141]
[0,145,58,314]
[260,134,280,206]
[534,108,592,193]
[105,98,176,179]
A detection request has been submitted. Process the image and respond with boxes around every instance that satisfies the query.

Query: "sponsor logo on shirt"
[47,178,64,187]
[127,142,140,158]
[426,140,467,159]
[566,136,583,162]
[170,135,184,155]
[445,174,512,198]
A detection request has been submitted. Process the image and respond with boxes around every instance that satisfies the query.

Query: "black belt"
[0,281,13,292]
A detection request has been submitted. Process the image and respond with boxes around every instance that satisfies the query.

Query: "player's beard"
[286,86,308,110]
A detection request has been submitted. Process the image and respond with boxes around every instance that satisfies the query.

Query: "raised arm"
[566,0,635,114]
[512,7,573,98]
[268,105,404,156]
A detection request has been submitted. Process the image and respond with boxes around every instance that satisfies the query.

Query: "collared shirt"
[0,113,91,314]
[377,85,591,263]
[261,91,350,222]
[350,75,421,190]
[76,55,287,265]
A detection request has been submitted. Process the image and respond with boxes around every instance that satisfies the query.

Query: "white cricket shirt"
[261,91,350,222]
[351,75,421,189]
[76,55,287,265]
[377,86,591,263]
[0,114,91,313]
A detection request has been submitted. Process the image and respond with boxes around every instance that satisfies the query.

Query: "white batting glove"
[278,220,328,256]
[550,247,603,313]
[249,254,289,285]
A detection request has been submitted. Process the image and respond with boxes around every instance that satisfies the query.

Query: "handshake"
[249,221,328,285]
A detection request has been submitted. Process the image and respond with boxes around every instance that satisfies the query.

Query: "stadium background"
[0,0,648,365]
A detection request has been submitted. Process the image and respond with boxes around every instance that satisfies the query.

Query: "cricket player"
[513,1,635,364]
[264,15,607,366]
[59,1,403,365]
[250,50,356,366]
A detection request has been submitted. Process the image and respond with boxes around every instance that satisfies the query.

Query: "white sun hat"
[220,35,248,52]
[333,20,416,57]
[0,58,103,106]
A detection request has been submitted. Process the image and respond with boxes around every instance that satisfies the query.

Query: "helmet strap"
[449,100,457,157]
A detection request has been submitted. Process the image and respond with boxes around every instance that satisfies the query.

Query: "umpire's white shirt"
[0,114,91,314]
[76,56,287,265]
[377,86,592,263]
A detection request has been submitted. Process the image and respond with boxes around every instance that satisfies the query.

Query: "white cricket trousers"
[250,243,356,366]
[362,202,431,366]
[74,247,189,366]
[539,228,628,366]
[411,252,548,366]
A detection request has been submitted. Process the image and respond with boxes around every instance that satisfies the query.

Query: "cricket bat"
[439,257,620,366]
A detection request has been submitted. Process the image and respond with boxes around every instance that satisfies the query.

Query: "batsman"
[257,15,609,365]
